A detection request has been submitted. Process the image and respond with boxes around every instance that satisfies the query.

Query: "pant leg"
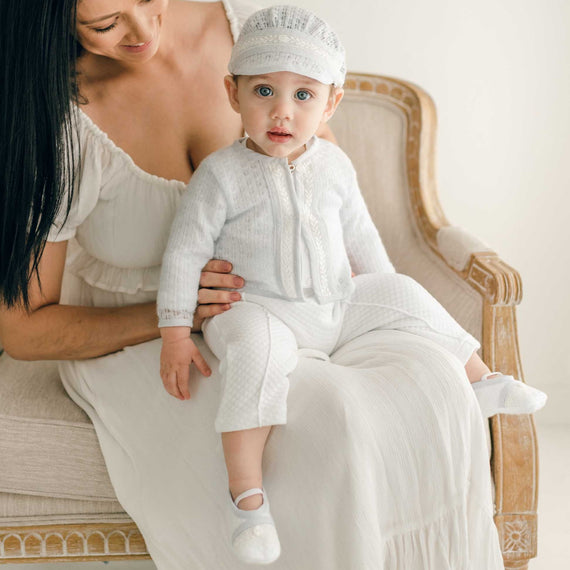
[202,301,299,433]
[335,273,480,364]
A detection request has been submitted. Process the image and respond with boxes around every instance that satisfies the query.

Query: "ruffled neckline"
[72,0,243,191]
[72,0,242,191]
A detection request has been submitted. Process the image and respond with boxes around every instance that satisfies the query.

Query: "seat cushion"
[0,491,127,526]
[0,352,118,501]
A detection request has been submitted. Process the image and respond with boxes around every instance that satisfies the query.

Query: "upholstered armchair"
[0,72,538,568]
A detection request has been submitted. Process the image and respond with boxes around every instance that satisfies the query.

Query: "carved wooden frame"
[0,73,538,567]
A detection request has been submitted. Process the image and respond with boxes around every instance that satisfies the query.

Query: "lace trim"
[272,164,297,298]
[157,309,194,326]
[300,162,331,297]
[229,25,346,85]
[234,31,340,64]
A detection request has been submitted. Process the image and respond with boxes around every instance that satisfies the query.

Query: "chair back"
[331,74,484,342]
[330,73,441,277]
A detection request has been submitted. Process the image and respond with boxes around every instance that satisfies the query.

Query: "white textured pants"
[203,273,480,433]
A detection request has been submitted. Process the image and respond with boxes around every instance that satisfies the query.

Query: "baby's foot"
[472,372,547,418]
[227,487,281,565]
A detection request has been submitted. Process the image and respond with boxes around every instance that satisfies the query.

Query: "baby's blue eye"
[295,90,311,101]
[256,86,273,97]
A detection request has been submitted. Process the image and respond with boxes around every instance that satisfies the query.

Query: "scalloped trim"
[0,523,149,560]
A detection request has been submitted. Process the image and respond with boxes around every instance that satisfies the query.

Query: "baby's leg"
[337,273,546,417]
[202,302,298,563]
[336,273,480,363]
[204,301,298,434]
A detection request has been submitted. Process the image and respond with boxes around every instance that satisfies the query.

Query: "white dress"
[47,1,504,568]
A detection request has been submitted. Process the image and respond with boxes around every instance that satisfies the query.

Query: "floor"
[3,416,568,569]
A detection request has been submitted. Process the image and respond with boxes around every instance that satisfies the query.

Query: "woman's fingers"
[197,287,241,304]
[199,270,245,289]
[192,303,230,332]
[195,302,231,320]
[193,259,243,331]
[202,259,233,274]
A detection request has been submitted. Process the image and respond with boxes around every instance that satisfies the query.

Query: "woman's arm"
[0,243,244,361]
[0,241,158,360]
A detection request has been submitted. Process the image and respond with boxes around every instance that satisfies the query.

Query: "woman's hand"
[192,259,244,332]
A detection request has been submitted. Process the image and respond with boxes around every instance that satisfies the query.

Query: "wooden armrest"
[466,252,538,568]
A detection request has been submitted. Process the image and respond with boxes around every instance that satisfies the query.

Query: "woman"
[0,0,504,568]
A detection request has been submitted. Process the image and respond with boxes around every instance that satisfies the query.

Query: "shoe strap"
[480,371,511,382]
[234,487,264,507]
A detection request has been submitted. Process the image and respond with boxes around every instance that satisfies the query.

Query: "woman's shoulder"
[172,0,259,44]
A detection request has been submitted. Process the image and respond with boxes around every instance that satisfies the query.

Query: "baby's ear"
[322,87,344,123]
[224,75,241,113]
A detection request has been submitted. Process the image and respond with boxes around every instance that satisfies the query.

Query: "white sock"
[472,372,547,418]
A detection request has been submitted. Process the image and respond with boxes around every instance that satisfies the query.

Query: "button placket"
[273,163,297,298]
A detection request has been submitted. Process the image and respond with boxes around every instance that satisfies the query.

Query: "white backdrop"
[249,0,570,424]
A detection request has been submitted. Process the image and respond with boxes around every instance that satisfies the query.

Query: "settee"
[0,72,539,568]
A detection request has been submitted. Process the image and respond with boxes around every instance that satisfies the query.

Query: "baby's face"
[225,71,341,162]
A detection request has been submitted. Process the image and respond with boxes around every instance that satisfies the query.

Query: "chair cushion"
[0,491,127,526]
[0,352,118,501]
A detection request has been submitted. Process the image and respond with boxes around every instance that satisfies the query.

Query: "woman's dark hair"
[0,0,81,309]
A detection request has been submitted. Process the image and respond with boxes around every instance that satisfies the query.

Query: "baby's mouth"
[267,128,292,143]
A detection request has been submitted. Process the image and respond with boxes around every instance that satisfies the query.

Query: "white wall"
[253,0,570,423]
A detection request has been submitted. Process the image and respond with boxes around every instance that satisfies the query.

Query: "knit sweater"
[157,136,394,328]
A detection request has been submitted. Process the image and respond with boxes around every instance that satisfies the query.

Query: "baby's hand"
[160,327,211,400]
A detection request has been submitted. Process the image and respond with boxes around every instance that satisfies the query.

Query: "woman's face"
[75,0,168,64]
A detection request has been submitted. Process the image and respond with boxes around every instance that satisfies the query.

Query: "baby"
[157,5,546,565]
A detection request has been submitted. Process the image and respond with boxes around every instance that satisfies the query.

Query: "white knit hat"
[228,5,346,87]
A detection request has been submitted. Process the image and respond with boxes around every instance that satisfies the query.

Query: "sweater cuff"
[158,316,195,328]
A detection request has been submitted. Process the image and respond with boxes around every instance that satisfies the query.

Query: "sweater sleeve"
[157,160,227,328]
[340,158,395,275]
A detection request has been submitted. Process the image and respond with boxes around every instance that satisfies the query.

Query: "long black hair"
[0,0,81,309]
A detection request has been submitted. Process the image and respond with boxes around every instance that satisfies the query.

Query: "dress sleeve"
[157,159,228,328]
[223,0,260,41]
[339,154,396,275]
[47,113,104,243]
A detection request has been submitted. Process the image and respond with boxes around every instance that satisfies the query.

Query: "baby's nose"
[271,99,293,120]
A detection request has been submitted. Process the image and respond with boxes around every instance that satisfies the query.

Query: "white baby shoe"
[228,487,281,565]
[472,372,547,418]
